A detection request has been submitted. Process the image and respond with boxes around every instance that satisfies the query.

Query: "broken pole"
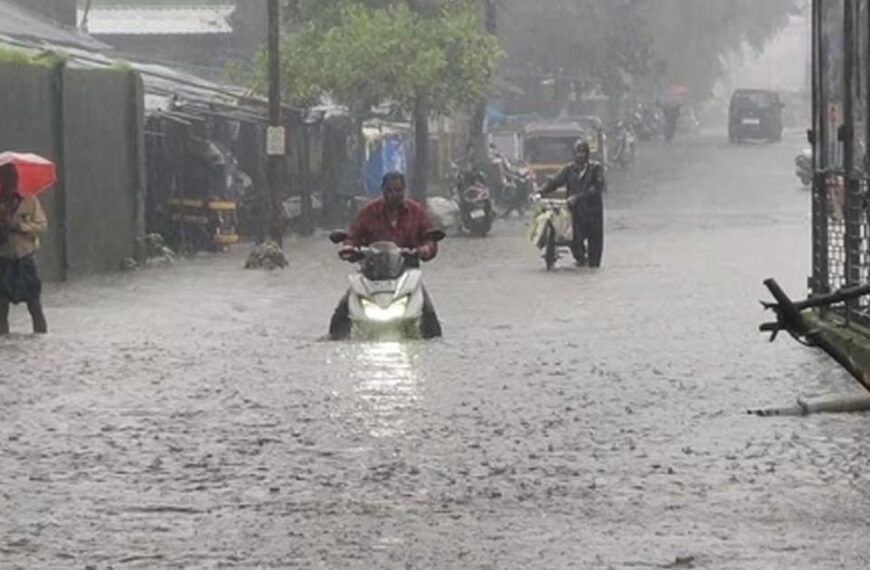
[762,279,870,394]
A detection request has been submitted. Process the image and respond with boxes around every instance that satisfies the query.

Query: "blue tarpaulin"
[365,135,407,196]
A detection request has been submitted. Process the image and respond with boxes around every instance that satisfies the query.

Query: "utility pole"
[266,0,285,247]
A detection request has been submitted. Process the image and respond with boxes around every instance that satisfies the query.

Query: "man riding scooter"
[329,171,443,340]
[536,140,606,268]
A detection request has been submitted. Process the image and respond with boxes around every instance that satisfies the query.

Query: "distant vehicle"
[521,119,606,186]
[487,144,535,217]
[630,103,664,141]
[729,89,784,144]
[610,120,637,170]
[678,107,702,134]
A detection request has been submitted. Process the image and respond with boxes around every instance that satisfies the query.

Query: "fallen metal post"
[761,279,870,394]
[750,395,870,417]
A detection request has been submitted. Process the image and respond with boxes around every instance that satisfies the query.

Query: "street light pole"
[266,0,285,247]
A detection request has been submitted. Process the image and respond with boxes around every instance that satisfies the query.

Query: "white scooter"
[328,230,445,340]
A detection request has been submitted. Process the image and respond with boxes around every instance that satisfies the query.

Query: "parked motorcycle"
[631,103,664,142]
[328,230,445,340]
[501,162,535,216]
[455,169,496,237]
[610,121,637,169]
[490,150,535,217]
[795,148,812,187]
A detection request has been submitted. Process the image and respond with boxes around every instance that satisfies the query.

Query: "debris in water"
[145,233,175,267]
[663,555,696,568]
[245,241,288,270]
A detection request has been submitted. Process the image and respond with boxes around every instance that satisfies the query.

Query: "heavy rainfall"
[3,0,870,569]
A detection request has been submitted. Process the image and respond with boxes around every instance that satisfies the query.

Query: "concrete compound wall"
[63,67,145,275]
[0,61,145,280]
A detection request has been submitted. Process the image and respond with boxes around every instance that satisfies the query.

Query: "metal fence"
[812,0,870,328]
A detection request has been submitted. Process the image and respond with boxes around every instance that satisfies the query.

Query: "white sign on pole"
[267,126,286,156]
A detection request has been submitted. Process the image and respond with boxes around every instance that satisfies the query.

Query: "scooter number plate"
[367,280,398,293]
[742,118,760,125]
[470,209,486,220]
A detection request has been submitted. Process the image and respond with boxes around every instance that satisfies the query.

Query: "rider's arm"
[416,208,438,262]
[539,165,569,196]
[344,205,371,249]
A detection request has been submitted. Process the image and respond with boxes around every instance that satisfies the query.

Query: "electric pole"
[266,0,285,247]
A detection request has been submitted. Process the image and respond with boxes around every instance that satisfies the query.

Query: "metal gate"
[812,0,870,327]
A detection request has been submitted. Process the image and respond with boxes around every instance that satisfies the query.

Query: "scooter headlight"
[361,296,410,322]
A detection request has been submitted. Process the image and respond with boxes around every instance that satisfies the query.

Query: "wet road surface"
[4,132,870,569]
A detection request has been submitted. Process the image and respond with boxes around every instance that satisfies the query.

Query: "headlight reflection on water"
[361,296,410,322]
[353,341,422,438]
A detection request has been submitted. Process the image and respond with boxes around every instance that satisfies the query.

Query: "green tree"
[259,0,501,199]
[396,2,502,199]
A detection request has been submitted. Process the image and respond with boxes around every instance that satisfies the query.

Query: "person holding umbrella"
[0,162,48,334]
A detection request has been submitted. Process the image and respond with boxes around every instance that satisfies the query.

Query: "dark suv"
[729,89,784,143]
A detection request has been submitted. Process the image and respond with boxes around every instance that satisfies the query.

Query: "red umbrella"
[0,152,57,196]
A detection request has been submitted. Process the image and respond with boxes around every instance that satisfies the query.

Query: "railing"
[814,171,870,328]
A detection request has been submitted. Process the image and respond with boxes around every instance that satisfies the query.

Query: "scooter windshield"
[362,242,406,281]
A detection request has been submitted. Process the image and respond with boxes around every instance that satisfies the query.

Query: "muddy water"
[3,132,870,569]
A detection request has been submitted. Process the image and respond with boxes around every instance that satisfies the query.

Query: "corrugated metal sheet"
[82,6,234,37]
[0,0,107,51]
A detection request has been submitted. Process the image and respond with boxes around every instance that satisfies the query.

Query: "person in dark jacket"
[538,140,606,267]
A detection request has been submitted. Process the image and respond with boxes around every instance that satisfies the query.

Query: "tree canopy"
[499,0,802,100]
[264,0,501,119]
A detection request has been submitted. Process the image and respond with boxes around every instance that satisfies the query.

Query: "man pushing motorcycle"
[329,172,442,340]
[536,140,606,268]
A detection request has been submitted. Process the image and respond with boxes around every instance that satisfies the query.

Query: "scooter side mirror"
[329,230,349,244]
[427,229,447,243]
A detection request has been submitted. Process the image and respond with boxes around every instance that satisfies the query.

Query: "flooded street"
[4,132,870,569]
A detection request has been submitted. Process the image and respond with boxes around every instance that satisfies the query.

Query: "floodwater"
[3,131,870,569]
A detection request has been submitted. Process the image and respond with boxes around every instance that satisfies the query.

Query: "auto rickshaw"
[521,119,607,189]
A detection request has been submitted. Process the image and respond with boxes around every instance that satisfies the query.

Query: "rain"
[4,1,870,569]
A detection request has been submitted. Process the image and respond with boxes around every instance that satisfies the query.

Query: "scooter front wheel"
[544,223,557,271]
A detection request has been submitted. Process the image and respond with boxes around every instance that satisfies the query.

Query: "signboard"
[266,126,286,156]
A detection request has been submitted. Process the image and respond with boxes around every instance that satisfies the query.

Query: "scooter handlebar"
[339,246,419,263]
